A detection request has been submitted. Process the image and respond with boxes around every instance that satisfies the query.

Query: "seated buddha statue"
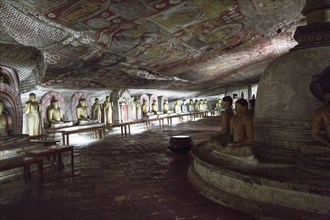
[209,96,234,145]
[76,99,96,125]
[213,98,257,162]
[47,99,73,128]
[300,71,330,154]
[0,100,13,136]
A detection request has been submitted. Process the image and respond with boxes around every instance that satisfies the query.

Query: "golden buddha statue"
[23,93,42,136]
[47,99,63,124]
[47,99,73,128]
[151,100,158,115]
[76,98,92,125]
[142,99,148,115]
[0,100,13,136]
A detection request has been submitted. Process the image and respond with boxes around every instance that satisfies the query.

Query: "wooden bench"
[62,126,106,145]
[107,122,131,137]
[24,145,75,177]
[143,117,164,129]
[30,139,60,146]
[0,155,44,183]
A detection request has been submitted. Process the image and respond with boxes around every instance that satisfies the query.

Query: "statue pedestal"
[296,142,330,177]
[50,121,73,128]
[47,122,103,142]
[188,142,330,219]
[78,119,98,125]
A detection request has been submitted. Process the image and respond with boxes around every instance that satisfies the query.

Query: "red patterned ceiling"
[0,0,305,95]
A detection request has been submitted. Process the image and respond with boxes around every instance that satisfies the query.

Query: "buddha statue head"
[51,99,59,109]
[79,99,87,107]
[221,96,233,110]
[29,93,36,102]
[235,98,249,115]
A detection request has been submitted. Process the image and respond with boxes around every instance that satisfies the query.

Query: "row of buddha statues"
[1,89,328,156]
[145,99,210,115]
[0,91,216,137]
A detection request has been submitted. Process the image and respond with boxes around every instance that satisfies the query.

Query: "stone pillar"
[111,89,131,124]
[253,0,330,162]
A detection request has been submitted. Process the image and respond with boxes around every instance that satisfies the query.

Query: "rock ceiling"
[0,0,306,97]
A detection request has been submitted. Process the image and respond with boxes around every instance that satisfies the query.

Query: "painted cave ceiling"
[0,0,306,96]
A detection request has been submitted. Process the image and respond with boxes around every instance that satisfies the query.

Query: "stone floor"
[0,117,256,220]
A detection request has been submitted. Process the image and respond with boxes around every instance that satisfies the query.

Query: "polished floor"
[0,117,255,220]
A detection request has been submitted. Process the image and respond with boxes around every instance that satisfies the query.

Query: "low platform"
[188,142,330,219]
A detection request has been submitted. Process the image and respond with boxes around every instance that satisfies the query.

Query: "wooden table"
[0,155,44,183]
[62,126,105,145]
[30,139,60,146]
[24,145,74,176]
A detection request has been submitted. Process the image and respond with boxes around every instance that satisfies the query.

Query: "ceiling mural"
[0,0,306,96]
